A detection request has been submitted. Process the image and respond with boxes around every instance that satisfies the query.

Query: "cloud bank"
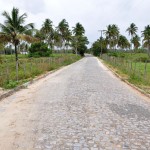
[0,0,149,46]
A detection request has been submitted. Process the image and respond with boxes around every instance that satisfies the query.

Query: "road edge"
[0,58,83,101]
[98,58,150,100]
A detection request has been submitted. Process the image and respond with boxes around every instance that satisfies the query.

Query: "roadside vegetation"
[91,23,150,94]
[0,54,80,89]
[0,7,88,89]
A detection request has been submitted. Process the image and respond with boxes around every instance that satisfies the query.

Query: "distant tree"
[126,23,138,50]
[142,25,150,57]
[72,23,89,56]
[29,42,52,57]
[57,19,70,51]
[118,35,130,50]
[131,35,140,50]
[92,38,108,56]
[73,23,85,36]
[41,19,55,50]
[105,24,120,50]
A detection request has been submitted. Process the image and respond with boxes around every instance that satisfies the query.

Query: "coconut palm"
[142,25,150,57]
[105,24,119,50]
[0,7,36,61]
[111,24,120,50]
[131,35,140,50]
[105,25,112,49]
[72,23,89,55]
[73,23,85,36]
[126,23,138,50]
[53,30,62,51]
[41,19,54,50]
[118,35,130,50]
[65,29,72,51]
[0,7,37,81]
[57,19,69,51]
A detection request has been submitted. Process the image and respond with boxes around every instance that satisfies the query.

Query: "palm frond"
[2,11,13,26]
[0,33,11,43]
[17,34,39,43]
[18,13,27,25]
[0,23,12,34]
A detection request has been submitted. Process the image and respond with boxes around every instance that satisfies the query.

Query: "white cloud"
[0,0,149,45]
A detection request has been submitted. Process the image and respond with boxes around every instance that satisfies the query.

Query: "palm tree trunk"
[15,44,19,81]
[148,39,150,58]
[14,44,18,61]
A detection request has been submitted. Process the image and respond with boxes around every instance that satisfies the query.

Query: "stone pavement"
[33,56,150,150]
[0,56,150,150]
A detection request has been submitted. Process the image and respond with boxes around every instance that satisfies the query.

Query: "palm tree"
[73,23,85,36]
[53,30,62,51]
[105,25,112,50]
[126,23,138,50]
[0,7,35,61]
[41,19,54,50]
[111,24,120,50]
[65,29,72,51]
[57,19,69,51]
[131,35,140,50]
[105,24,119,50]
[118,35,130,50]
[72,23,89,55]
[0,7,36,80]
[142,25,150,57]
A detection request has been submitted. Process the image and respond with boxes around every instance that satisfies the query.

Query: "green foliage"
[29,42,52,57]
[135,56,150,62]
[107,52,125,58]
[0,7,35,62]
[0,54,81,88]
[92,38,108,56]
[72,23,89,56]
[102,54,150,93]
[78,44,87,56]
[4,80,18,89]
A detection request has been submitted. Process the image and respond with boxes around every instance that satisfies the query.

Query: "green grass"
[0,53,81,89]
[102,53,150,94]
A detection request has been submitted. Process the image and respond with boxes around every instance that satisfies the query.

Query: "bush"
[29,42,52,57]
[4,80,18,89]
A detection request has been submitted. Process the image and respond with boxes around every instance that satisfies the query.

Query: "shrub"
[4,80,18,89]
[29,42,52,57]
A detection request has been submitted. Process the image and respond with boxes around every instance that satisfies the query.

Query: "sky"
[0,0,149,47]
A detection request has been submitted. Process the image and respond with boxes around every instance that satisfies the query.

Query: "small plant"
[4,80,18,89]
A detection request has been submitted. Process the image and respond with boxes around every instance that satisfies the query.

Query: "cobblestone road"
[0,56,150,150]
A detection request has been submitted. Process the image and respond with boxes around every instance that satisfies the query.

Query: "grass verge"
[101,55,150,94]
[0,54,81,89]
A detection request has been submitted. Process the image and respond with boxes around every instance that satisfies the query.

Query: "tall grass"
[102,53,150,93]
[0,54,81,88]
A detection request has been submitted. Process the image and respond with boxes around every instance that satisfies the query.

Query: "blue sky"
[0,0,149,46]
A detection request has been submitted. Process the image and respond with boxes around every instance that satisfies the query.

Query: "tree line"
[0,7,89,61]
[92,23,150,57]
